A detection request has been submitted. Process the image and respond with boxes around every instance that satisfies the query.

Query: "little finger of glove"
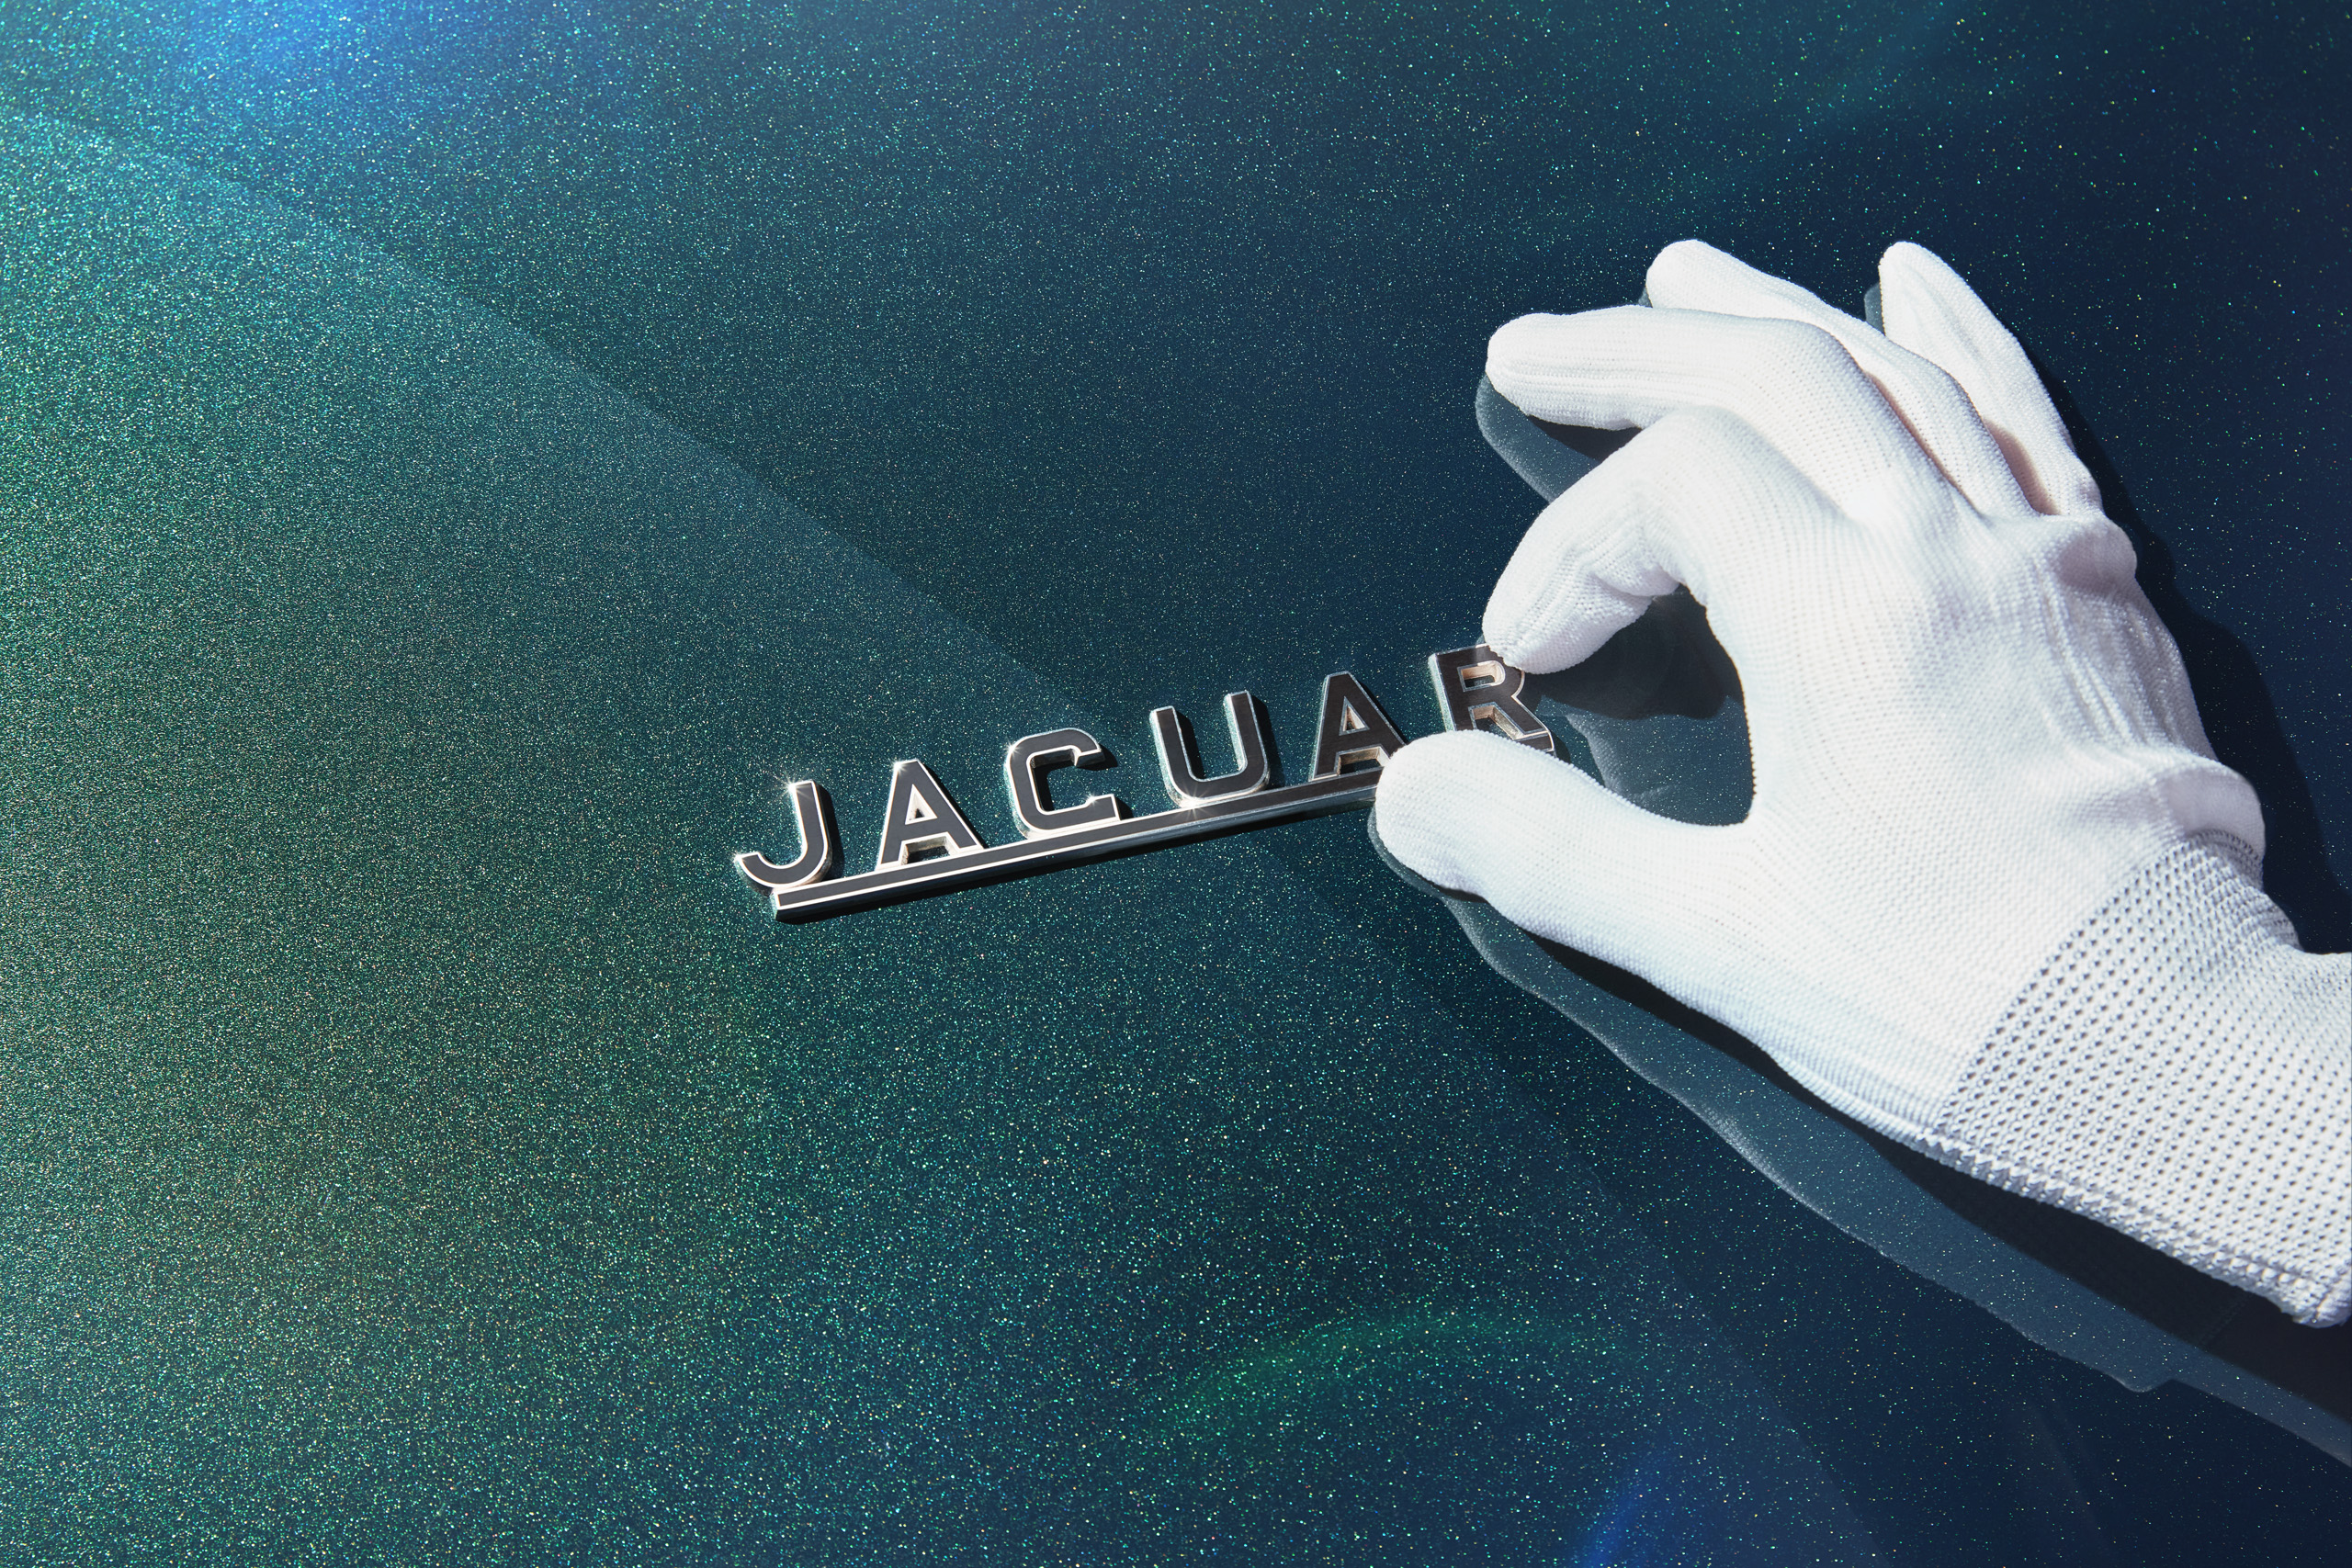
[1876,243,2102,517]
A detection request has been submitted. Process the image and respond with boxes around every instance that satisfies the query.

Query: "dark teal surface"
[0,4,2345,1562]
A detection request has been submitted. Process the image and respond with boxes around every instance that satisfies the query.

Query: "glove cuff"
[1920,833,2351,1325]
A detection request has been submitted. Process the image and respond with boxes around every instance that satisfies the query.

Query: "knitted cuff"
[1920,833,2352,1325]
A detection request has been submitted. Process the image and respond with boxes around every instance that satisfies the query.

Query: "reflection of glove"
[1375,242,2350,1325]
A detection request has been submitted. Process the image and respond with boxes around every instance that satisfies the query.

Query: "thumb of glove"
[1374,728,1740,993]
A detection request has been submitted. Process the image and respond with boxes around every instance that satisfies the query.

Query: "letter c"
[1003,728,1126,839]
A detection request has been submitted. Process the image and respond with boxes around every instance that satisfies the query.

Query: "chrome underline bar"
[767,772,1380,922]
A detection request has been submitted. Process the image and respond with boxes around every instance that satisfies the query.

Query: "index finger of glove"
[1483,405,1852,676]
[1645,240,2033,518]
[1487,305,1953,531]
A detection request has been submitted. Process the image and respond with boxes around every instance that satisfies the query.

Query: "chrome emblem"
[738,645,1550,921]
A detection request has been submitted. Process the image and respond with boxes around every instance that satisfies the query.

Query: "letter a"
[875,760,985,869]
[1310,672,1407,778]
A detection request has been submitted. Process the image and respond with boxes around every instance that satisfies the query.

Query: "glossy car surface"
[0,4,2344,1561]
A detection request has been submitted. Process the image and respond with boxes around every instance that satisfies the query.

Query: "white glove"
[1376,241,2351,1325]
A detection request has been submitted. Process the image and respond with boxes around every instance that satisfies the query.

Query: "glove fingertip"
[1375,730,1740,976]
[1879,239,1950,276]
[1375,728,1637,915]
[1371,731,1527,902]
[1644,237,1727,296]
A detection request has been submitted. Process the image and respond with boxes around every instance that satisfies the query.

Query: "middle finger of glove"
[1487,304,1959,533]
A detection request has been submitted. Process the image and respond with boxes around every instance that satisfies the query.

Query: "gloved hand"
[1375,241,2350,1325]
